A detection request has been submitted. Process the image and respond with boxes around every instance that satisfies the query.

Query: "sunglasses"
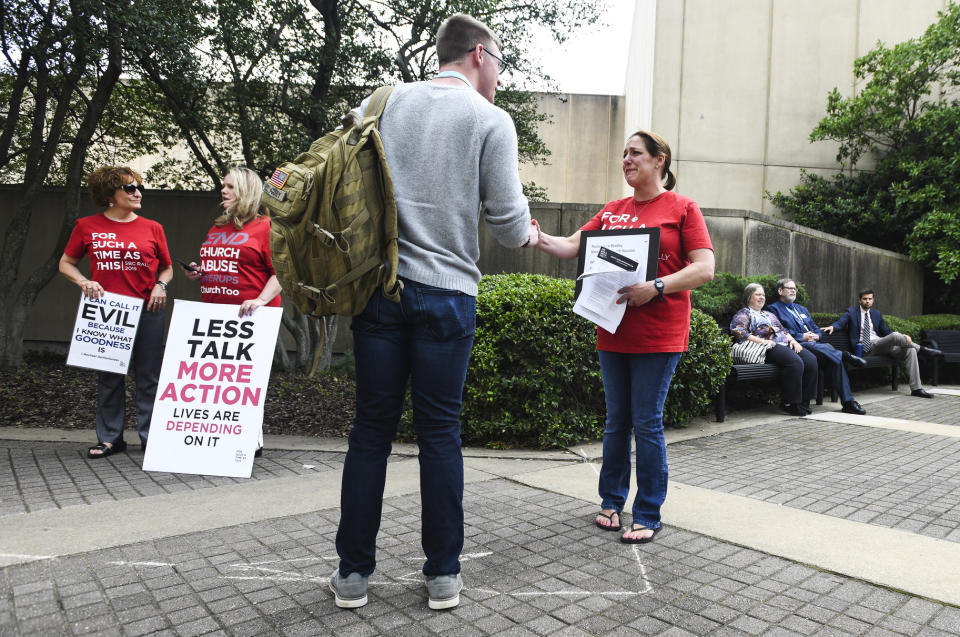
[121,183,145,194]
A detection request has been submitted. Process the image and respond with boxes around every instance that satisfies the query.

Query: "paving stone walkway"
[860,393,960,426]
[4,480,959,636]
[669,418,960,541]
[0,442,346,516]
[1,386,959,635]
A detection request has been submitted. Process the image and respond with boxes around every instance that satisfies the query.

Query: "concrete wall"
[492,202,923,316]
[702,209,923,315]
[622,0,949,216]
[3,188,922,354]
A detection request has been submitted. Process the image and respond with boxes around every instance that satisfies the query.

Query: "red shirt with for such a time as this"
[64,213,172,300]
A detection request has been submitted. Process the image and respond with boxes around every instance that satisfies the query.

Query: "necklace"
[631,192,663,220]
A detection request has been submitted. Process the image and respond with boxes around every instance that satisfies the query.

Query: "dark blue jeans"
[96,308,165,447]
[597,350,681,529]
[336,278,475,578]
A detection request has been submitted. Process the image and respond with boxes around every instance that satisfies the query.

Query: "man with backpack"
[329,14,537,611]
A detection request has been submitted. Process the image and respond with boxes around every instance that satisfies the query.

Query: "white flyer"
[66,291,143,374]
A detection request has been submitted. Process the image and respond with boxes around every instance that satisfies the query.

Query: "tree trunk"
[277,307,339,374]
[0,303,28,369]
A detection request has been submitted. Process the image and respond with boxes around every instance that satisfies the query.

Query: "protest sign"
[66,291,143,374]
[143,300,282,478]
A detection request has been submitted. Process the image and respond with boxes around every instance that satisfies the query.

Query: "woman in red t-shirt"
[59,166,173,458]
[183,167,281,456]
[534,131,715,544]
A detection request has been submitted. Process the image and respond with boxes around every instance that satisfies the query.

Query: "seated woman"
[730,283,818,417]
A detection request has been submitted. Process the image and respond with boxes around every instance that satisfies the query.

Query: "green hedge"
[814,312,922,342]
[907,314,960,331]
[454,274,731,448]
[461,274,603,449]
[811,312,840,329]
[884,317,922,341]
[692,272,808,326]
[665,309,731,427]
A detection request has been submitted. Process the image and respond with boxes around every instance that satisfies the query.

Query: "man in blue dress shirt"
[767,278,867,415]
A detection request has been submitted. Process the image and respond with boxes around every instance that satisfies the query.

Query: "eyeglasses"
[121,183,144,194]
[472,46,508,75]
[781,286,797,291]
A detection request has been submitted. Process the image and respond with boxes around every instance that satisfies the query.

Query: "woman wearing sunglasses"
[181,166,281,458]
[59,166,173,459]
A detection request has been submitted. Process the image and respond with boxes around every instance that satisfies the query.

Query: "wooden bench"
[714,330,825,422]
[819,331,901,401]
[921,329,960,386]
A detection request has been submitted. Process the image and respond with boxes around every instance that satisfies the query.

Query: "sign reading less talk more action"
[143,300,282,478]
[66,291,143,374]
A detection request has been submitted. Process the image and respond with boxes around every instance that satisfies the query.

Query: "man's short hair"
[776,278,795,292]
[436,14,502,65]
[858,288,875,298]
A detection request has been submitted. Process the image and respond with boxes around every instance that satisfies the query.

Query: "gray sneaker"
[329,569,368,608]
[425,573,463,610]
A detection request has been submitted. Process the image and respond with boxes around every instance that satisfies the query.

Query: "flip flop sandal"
[620,524,660,544]
[594,510,621,531]
[87,440,126,459]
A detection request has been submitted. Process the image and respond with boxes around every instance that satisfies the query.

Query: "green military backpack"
[263,86,401,318]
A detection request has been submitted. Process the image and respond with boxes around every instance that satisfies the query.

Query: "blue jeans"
[597,350,681,529]
[336,278,475,578]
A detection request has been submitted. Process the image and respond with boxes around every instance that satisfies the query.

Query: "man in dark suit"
[768,278,867,415]
[822,288,936,398]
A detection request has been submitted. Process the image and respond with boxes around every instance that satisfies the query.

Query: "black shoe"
[86,439,127,459]
[799,401,812,415]
[779,403,807,417]
[254,446,263,458]
[920,346,943,357]
[841,400,866,415]
[842,350,867,367]
[911,388,934,399]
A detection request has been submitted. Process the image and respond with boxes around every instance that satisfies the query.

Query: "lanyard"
[786,305,810,331]
[434,70,473,88]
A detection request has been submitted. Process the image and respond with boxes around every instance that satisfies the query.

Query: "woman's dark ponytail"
[664,169,676,191]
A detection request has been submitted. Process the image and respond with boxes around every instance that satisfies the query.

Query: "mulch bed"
[0,352,355,438]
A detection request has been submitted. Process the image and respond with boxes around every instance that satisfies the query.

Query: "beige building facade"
[523,0,949,214]
[626,0,948,215]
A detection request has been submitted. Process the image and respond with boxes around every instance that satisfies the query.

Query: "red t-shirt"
[580,192,713,353]
[64,214,172,300]
[198,217,281,307]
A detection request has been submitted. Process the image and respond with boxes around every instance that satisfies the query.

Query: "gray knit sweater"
[360,82,531,296]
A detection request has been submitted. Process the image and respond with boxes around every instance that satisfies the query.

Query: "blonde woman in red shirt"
[183,166,281,457]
